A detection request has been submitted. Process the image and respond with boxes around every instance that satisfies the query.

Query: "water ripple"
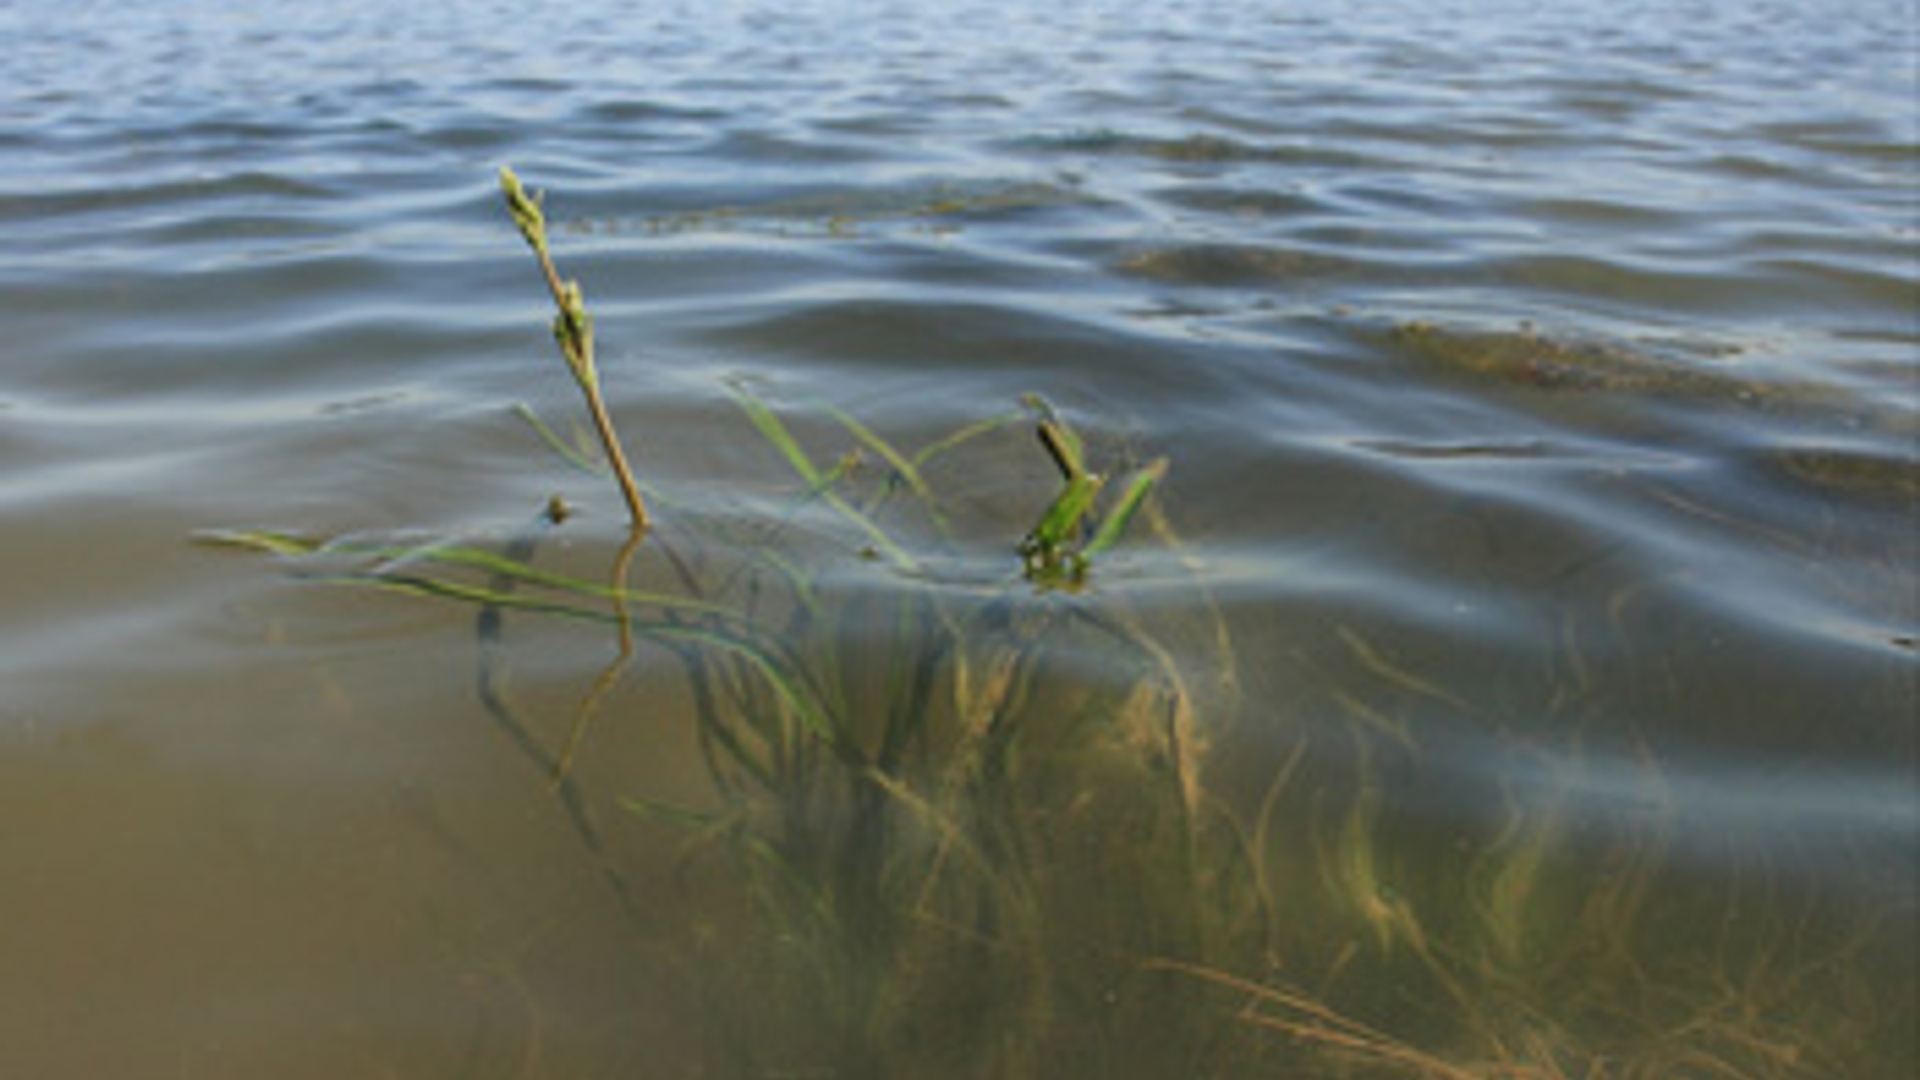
[1,0,1914,1070]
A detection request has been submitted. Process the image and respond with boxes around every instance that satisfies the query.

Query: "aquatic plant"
[197,169,1908,1080]
[500,166,648,528]
[1018,394,1170,589]
[210,164,1242,1076]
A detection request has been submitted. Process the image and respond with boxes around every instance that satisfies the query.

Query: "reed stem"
[500,166,650,529]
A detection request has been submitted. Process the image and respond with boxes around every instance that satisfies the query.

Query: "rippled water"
[3,0,1915,1076]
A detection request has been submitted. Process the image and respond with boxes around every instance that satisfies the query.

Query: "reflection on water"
[2,0,1915,1076]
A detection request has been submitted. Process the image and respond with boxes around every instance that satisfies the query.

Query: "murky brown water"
[3,0,1915,1076]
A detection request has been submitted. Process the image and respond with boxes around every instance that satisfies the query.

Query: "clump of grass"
[647,385,1237,1077]
[1018,394,1169,589]
[199,169,1909,1080]
[211,167,1225,1073]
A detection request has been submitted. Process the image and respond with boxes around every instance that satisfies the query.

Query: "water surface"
[3,1,1915,1077]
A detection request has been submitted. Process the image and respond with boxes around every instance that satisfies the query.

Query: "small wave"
[0,169,338,223]
[1348,438,1560,461]
[1018,128,1375,170]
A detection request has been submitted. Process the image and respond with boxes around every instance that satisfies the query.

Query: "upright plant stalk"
[500,166,649,529]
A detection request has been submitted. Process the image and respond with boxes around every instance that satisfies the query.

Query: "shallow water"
[3,0,1915,1076]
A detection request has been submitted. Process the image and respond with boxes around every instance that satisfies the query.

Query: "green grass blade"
[512,402,606,476]
[909,409,1026,470]
[733,388,922,573]
[822,488,920,572]
[392,544,739,618]
[353,572,621,625]
[193,529,328,557]
[209,527,743,621]
[1083,458,1167,560]
[316,565,831,759]
[617,795,728,830]
[646,622,844,753]
[823,404,937,507]
[734,388,824,487]
[1026,471,1103,554]
[753,546,822,617]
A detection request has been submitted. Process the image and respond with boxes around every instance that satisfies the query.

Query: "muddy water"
[3,0,1915,1076]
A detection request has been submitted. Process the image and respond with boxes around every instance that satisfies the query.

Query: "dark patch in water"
[318,390,411,416]
[1772,446,1920,502]
[1162,186,1320,219]
[1036,130,1268,162]
[1021,129,1374,169]
[1115,243,1357,286]
[1350,438,1556,461]
[561,179,1093,238]
[1386,320,1769,400]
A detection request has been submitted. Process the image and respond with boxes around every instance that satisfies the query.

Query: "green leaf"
[734,388,824,487]
[387,544,739,618]
[512,402,607,475]
[193,529,327,557]
[1083,458,1167,560]
[824,404,936,508]
[357,571,619,625]
[732,388,920,573]
[1023,395,1085,480]
[908,409,1025,470]
[645,621,844,753]
[208,527,744,620]
[617,796,727,829]
[1025,470,1103,556]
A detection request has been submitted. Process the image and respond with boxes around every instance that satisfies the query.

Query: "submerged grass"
[201,169,1909,1079]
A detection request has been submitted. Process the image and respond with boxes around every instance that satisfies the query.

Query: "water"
[3,0,1915,1076]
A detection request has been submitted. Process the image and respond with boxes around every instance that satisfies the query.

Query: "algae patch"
[563,178,1094,239]
[1116,243,1359,287]
[1772,445,1920,501]
[1386,319,1760,397]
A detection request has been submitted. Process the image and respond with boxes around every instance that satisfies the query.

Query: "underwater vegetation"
[1116,243,1362,288]
[1019,128,1372,171]
[559,177,1094,240]
[201,169,1913,1079]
